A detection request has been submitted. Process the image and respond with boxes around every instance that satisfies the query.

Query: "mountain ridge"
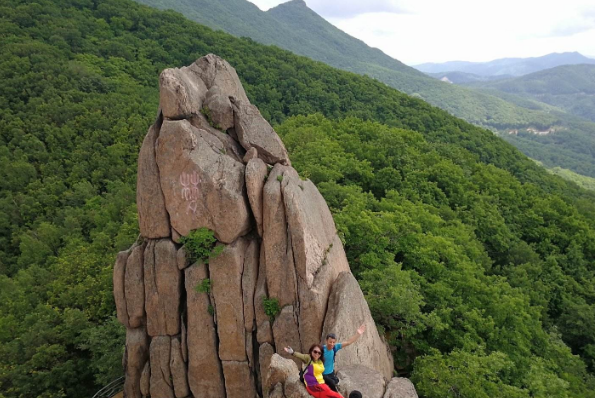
[131,0,595,180]
[415,51,595,76]
[132,0,559,131]
[464,64,595,123]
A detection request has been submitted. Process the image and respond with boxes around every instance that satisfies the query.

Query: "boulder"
[383,378,419,398]
[282,177,338,286]
[114,249,130,328]
[264,353,310,398]
[269,383,285,398]
[337,365,386,398]
[297,235,350,349]
[123,327,149,398]
[322,272,394,380]
[155,119,251,243]
[265,353,299,392]
[185,263,226,398]
[204,85,234,131]
[232,99,290,166]
[177,246,190,270]
[245,158,268,237]
[243,147,258,163]
[284,379,311,398]
[170,337,190,398]
[189,113,245,163]
[149,336,174,398]
[144,239,181,336]
[259,342,275,391]
[210,237,250,361]
[222,360,257,398]
[190,54,249,104]
[125,242,146,328]
[282,174,351,346]
[159,66,207,119]
[137,116,171,239]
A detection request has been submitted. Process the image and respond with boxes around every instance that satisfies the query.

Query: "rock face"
[114,54,409,398]
[323,272,394,380]
[337,365,387,398]
[383,378,419,398]
[156,119,251,243]
[137,115,170,238]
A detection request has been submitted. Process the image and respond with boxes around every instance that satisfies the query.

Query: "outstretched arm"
[341,324,366,347]
[284,346,310,363]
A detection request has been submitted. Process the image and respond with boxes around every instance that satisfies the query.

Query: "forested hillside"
[133,0,560,131]
[466,64,595,122]
[2,0,595,397]
[131,0,595,186]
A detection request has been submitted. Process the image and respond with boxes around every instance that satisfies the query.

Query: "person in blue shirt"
[322,323,366,392]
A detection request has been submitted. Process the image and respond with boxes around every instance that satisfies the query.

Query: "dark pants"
[323,372,339,392]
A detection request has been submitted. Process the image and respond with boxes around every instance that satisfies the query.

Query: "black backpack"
[299,359,312,384]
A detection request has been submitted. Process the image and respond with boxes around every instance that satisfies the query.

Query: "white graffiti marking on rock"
[180,171,200,214]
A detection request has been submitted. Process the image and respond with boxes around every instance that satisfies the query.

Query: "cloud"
[541,5,595,37]
[306,0,411,18]
[548,22,595,37]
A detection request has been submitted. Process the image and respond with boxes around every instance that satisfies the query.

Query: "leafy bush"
[195,278,211,294]
[263,297,280,321]
[180,228,224,264]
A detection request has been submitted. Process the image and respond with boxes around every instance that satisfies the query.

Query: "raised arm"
[341,324,366,347]
[284,346,310,363]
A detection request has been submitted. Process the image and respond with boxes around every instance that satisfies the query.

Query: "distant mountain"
[465,64,595,122]
[415,52,595,77]
[427,71,513,84]
[132,0,559,131]
[132,0,595,179]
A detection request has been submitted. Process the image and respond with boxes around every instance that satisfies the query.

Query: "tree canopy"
[1,0,595,397]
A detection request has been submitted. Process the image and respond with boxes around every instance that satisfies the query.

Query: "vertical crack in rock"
[149,335,174,398]
[144,239,181,336]
[287,225,304,350]
[211,237,249,361]
[185,262,225,398]
[124,326,149,398]
[170,335,190,398]
[263,165,300,309]
[255,245,274,346]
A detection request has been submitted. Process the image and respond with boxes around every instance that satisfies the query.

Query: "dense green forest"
[1,0,595,397]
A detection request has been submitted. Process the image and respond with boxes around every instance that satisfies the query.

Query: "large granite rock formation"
[114,54,411,398]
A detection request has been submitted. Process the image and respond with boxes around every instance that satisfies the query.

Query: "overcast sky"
[248,0,595,65]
